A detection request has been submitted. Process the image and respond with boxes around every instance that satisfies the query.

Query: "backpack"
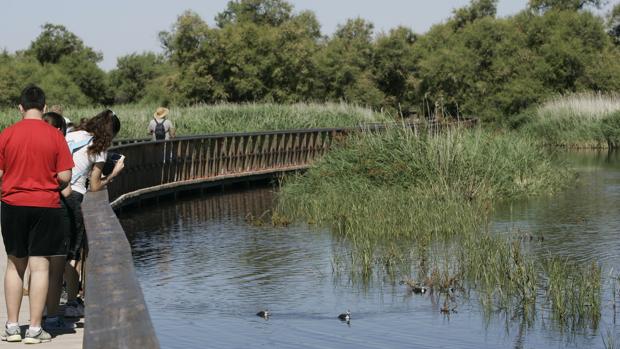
[154,118,166,140]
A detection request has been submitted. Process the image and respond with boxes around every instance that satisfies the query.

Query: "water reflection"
[119,151,620,349]
[493,151,620,266]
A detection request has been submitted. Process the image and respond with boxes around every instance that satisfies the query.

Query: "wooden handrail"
[81,190,160,349]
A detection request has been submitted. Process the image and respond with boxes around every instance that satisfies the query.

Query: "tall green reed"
[277,126,600,329]
[524,92,620,148]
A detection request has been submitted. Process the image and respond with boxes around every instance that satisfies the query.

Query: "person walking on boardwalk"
[63,109,125,319]
[148,107,175,140]
[0,85,74,344]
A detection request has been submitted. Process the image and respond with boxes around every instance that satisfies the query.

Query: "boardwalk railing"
[82,119,476,348]
[107,127,345,207]
[82,190,160,349]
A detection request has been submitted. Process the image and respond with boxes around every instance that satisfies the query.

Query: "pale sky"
[0,0,610,71]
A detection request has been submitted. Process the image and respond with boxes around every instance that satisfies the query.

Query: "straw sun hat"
[154,107,169,119]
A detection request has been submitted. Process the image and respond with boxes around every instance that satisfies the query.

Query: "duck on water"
[256,310,270,319]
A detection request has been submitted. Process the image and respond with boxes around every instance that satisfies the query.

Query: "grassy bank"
[523,92,620,148]
[0,103,391,139]
[276,127,600,328]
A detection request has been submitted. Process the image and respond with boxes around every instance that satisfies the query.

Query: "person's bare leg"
[23,266,30,295]
[28,256,50,327]
[46,256,65,317]
[4,256,27,323]
[64,260,79,303]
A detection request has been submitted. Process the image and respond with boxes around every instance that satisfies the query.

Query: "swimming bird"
[410,285,427,294]
[256,310,270,319]
[338,310,351,321]
[400,278,427,294]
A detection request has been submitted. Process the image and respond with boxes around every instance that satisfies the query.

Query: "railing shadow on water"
[82,119,476,348]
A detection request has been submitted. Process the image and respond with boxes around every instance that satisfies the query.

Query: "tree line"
[1,0,620,124]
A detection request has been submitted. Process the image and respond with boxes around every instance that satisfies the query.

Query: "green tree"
[452,0,498,29]
[160,4,323,104]
[109,53,168,104]
[528,0,605,12]
[159,11,222,103]
[415,6,620,122]
[316,18,383,107]
[159,11,212,67]
[215,0,293,27]
[608,3,620,45]
[0,53,21,106]
[27,23,101,65]
[373,27,419,113]
[57,52,110,105]
[24,23,110,104]
[37,65,90,106]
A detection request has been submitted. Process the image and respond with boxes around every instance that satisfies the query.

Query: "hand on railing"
[108,156,126,182]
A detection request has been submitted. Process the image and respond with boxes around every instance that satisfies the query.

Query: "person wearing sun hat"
[148,107,175,141]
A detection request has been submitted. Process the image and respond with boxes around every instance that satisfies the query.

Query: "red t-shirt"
[0,119,74,208]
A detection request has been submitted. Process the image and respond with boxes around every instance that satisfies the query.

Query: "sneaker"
[0,324,21,342]
[23,328,51,344]
[64,301,84,318]
[43,316,76,331]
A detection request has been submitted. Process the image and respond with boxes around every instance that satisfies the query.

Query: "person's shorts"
[64,191,85,261]
[1,201,69,258]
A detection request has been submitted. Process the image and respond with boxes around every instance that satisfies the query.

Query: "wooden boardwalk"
[0,233,83,348]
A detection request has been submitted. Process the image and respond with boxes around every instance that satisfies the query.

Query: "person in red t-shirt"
[0,85,74,344]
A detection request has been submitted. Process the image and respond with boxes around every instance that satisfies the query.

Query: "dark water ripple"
[120,151,620,349]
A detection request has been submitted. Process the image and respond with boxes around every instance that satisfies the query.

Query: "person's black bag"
[102,152,123,176]
[154,118,166,140]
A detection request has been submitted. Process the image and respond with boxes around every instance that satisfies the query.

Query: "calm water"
[119,151,620,349]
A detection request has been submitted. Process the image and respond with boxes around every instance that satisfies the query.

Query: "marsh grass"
[276,126,601,329]
[544,257,601,330]
[603,328,619,349]
[0,102,391,139]
[525,92,620,148]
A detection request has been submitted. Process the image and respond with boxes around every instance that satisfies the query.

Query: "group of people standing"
[0,85,126,344]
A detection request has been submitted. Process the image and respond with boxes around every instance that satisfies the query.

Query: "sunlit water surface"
[119,151,620,349]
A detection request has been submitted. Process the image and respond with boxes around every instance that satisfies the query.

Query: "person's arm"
[88,157,125,192]
[55,132,74,193]
[61,185,72,197]
[57,169,71,191]
[147,120,154,136]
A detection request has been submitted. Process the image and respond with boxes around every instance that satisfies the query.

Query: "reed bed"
[276,127,601,329]
[524,92,620,148]
[0,103,390,139]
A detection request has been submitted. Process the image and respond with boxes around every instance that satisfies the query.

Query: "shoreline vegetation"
[275,126,601,330]
[0,103,393,140]
[1,92,618,147]
[523,92,620,149]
